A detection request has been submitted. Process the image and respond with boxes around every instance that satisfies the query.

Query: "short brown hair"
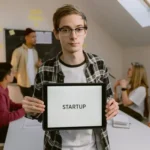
[53,4,87,32]
[0,62,12,81]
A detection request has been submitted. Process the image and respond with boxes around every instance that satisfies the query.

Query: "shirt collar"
[54,51,95,72]
[22,44,35,50]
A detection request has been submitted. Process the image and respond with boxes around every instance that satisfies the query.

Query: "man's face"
[25,32,36,46]
[54,14,87,54]
[6,69,14,83]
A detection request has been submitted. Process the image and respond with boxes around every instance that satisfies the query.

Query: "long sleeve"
[11,48,20,73]
[103,64,113,100]
[0,95,25,128]
[26,70,43,122]
[10,100,22,111]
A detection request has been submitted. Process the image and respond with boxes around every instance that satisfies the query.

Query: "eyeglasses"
[57,26,87,37]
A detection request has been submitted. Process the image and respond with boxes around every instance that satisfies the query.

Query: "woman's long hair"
[129,62,149,117]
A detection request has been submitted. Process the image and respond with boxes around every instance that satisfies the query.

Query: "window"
[118,0,150,27]
[144,0,150,7]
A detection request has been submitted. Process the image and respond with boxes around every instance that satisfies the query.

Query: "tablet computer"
[42,83,106,130]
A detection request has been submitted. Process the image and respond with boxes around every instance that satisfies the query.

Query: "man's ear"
[25,36,27,41]
[4,75,8,81]
[53,29,59,40]
[84,30,87,38]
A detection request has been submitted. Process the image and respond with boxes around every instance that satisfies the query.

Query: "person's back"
[0,63,25,143]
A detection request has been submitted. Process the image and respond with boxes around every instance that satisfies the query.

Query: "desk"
[4,117,44,150]
[4,111,150,150]
[107,111,150,150]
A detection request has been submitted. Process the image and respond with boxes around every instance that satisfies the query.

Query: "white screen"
[47,86,102,128]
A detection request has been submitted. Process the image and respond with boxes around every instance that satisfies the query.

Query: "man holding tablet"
[22,4,119,150]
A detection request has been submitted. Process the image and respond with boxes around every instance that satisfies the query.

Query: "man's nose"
[70,30,77,39]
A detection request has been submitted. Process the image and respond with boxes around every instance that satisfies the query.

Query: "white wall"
[123,45,150,93]
[84,20,123,86]
[0,0,123,89]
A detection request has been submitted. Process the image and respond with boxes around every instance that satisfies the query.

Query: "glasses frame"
[57,26,88,37]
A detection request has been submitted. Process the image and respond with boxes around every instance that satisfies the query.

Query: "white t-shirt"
[27,49,35,85]
[128,86,146,116]
[59,60,97,150]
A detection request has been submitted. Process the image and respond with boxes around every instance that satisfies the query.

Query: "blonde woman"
[114,62,149,121]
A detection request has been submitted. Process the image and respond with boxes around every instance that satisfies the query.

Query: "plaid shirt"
[29,51,113,150]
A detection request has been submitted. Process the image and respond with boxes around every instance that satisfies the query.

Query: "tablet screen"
[44,84,105,129]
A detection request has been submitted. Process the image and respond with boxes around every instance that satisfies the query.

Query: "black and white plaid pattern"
[30,51,113,150]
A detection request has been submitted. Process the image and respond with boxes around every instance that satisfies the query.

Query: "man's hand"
[36,59,42,68]
[105,98,119,120]
[22,96,45,115]
[147,123,150,127]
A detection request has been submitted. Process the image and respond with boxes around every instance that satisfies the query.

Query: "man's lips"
[68,43,79,46]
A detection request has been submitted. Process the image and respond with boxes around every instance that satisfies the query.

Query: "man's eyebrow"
[59,25,71,29]
[59,25,85,28]
[76,25,85,27]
